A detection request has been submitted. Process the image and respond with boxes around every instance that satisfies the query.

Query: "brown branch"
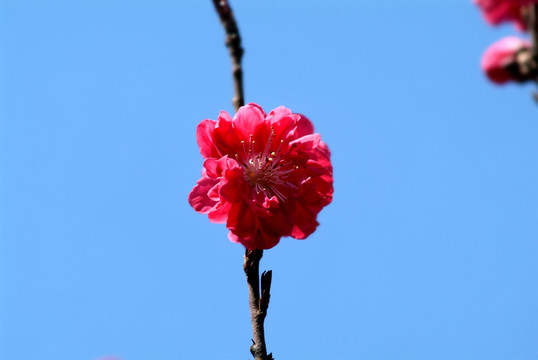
[244,250,274,360]
[211,2,272,357]
[212,0,245,112]
[521,4,538,100]
[529,4,538,57]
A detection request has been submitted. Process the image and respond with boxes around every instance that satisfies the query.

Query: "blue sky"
[1,1,537,359]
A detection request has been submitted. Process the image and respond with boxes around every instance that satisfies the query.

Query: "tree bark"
[244,250,273,360]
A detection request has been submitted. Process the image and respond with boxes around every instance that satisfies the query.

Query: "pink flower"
[481,36,530,84]
[188,103,333,250]
[473,0,537,29]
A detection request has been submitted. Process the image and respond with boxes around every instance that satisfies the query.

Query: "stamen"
[237,130,298,201]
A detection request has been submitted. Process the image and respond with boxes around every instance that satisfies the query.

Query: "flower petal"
[220,166,246,203]
[196,120,219,159]
[233,103,266,139]
[266,106,292,124]
[214,111,243,157]
[208,201,232,223]
[228,231,281,250]
[188,177,219,214]
[295,114,315,137]
[290,201,319,239]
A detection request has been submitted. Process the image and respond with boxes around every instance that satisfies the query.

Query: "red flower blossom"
[474,0,537,29]
[481,36,530,84]
[188,103,333,250]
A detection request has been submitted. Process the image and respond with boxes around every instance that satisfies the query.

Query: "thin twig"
[527,4,538,59]
[523,3,538,100]
[244,250,274,360]
[212,0,245,112]
[212,1,272,357]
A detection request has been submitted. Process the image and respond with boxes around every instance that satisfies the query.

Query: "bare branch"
[212,0,245,112]
[244,250,273,360]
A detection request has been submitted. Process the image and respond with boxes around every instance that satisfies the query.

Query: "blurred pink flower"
[481,36,530,84]
[474,0,537,29]
[189,103,333,250]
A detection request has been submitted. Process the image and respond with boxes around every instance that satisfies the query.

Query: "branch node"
[243,249,272,359]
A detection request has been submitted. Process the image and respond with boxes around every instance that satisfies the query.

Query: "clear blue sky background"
[1,1,537,359]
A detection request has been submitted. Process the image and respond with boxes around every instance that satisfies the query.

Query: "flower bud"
[481,36,531,84]
[473,0,537,30]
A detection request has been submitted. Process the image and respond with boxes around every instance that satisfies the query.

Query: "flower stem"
[243,249,274,360]
[211,0,245,112]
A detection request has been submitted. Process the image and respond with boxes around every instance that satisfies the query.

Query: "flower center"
[235,128,297,200]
